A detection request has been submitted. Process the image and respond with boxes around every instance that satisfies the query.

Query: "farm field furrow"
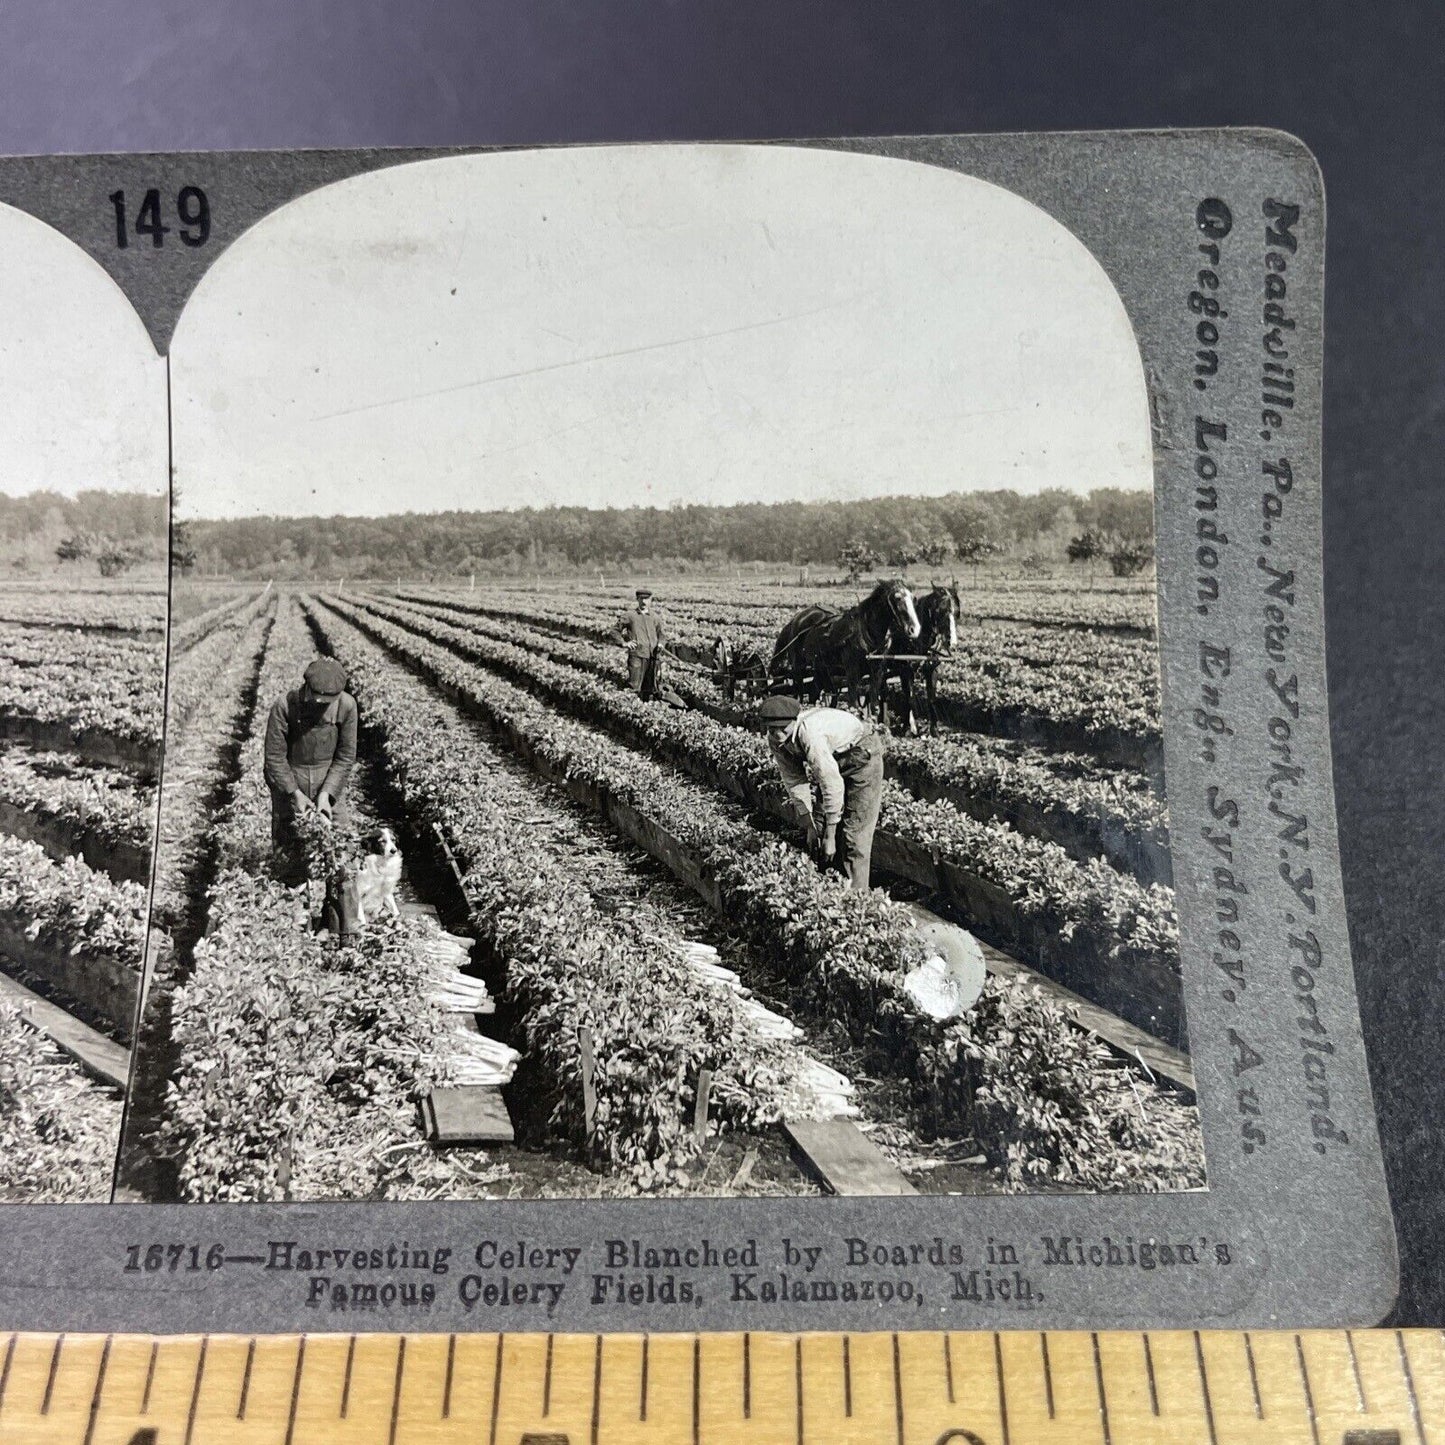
[137,597,519,1202]
[426,587,1160,678]
[309,603,845,1188]
[0,589,166,635]
[0,995,122,1202]
[0,749,153,883]
[485,576,1158,631]
[348,594,1183,1046]
[0,625,163,669]
[117,595,278,1197]
[0,581,164,1199]
[402,587,1162,770]
[170,586,270,655]
[653,602,1163,734]
[416,588,1160,792]
[0,833,146,1042]
[395,593,1173,885]
[0,618,164,770]
[321,595,1203,1193]
[148,597,277,933]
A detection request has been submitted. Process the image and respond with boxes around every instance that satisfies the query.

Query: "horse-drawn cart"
[765,580,962,734]
[672,580,963,733]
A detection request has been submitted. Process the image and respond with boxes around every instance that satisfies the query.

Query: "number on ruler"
[109,187,210,249]
[126,1431,158,1445]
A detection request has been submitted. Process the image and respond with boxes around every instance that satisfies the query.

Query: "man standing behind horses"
[758,694,884,889]
[263,656,357,886]
[613,589,685,708]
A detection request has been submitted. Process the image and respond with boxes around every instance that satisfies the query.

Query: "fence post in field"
[579,1028,598,1139]
[694,1069,712,1142]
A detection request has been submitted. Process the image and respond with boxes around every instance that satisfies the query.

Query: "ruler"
[0,1329,1440,1444]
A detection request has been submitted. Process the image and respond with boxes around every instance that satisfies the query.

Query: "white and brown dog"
[355,825,403,924]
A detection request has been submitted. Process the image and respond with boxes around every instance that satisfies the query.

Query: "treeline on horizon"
[185,486,1154,579]
[0,490,168,568]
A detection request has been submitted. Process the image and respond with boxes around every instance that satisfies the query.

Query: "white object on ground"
[902,907,987,1019]
[449,1028,520,1085]
[679,938,859,1119]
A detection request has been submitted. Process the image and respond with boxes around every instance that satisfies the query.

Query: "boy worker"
[757,694,885,889]
[263,656,358,885]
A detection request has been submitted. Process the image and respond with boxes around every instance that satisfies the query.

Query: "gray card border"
[0,129,1397,1332]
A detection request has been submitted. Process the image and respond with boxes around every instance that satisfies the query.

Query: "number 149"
[109,186,210,248]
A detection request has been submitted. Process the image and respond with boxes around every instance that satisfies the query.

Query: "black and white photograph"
[0,202,166,1201]
[118,144,1203,1204]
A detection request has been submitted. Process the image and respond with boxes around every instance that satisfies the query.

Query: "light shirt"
[768,707,869,824]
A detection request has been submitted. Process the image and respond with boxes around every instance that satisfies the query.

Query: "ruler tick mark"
[543,1333,554,1416]
[1347,1329,1368,1411]
[1142,1334,1159,1416]
[1193,1332,1218,1445]
[388,1336,407,1445]
[591,1334,602,1445]
[443,1334,455,1419]
[82,1335,111,1445]
[0,1333,17,1413]
[795,1336,804,1445]
[943,1333,955,1405]
[693,1336,701,1445]
[1092,1333,1112,1445]
[1243,1331,1263,1419]
[237,1337,255,1419]
[893,1333,905,1445]
[183,1337,208,1445]
[1396,1330,1427,1444]
[1295,1334,1321,1445]
[341,1334,356,1418]
[743,1332,751,1418]
[994,1333,1011,1445]
[141,1340,158,1415]
[842,1336,852,1416]
[487,1335,503,1445]
[40,1332,64,1415]
[1040,1333,1055,1418]
[283,1336,305,1445]
[640,1335,648,1421]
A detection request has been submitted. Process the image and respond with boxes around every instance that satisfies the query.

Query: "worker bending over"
[263,656,358,886]
[758,694,884,890]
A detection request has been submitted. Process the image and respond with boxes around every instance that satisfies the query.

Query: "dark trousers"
[627,649,685,708]
[834,733,884,890]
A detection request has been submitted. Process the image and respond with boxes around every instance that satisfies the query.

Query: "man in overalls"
[263,656,358,886]
[757,693,885,889]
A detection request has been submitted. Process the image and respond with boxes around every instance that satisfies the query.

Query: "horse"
[880,582,961,735]
[770,578,921,716]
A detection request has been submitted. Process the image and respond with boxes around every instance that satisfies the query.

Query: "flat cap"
[635,588,653,599]
[757,694,802,723]
[304,657,348,696]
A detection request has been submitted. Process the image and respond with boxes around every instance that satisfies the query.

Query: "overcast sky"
[171,145,1150,521]
[0,203,167,498]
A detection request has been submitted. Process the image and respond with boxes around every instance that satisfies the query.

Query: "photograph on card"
[0,203,167,1202]
[119,144,1200,1204]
